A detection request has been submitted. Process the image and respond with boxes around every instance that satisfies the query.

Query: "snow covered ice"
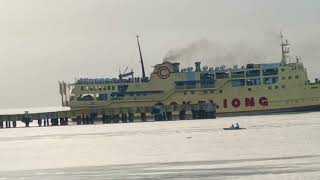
[0,112,319,179]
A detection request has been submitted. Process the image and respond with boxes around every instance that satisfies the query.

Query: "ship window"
[80,86,84,91]
[216,105,220,109]
[231,71,245,78]
[232,79,245,87]
[282,77,286,80]
[216,72,229,79]
[295,75,299,79]
[263,68,278,76]
[103,86,107,91]
[89,87,94,91]
[118,85,128,92]
[111,93,124,100]
[97,94,108,101]
[201,72,215,80]
[248,88,252,91]
[219,89,223,93]
[246,70,260,77]
[281,68,285,72]
[191,91,195,95]
[98,87,102,91]
[268,86,272,90]
[203,90,208,94]
[77,94,95,101]
[275,85,278,89]
[200,73,215,88]
[112,86,115,90]
[288,76,292,79]
[264,77,278,85]
[210,90,214,94]
[246,78,261,86]
[108,86,111,90]
[186,81,197,89]
[175,82,186,90]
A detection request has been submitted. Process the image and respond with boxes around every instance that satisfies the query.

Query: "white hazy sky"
[0,0,319,108]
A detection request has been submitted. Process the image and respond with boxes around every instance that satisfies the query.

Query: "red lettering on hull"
[231,98,241,108]
[223,99,228,108]
[259,97,268,106]
[223,97,268,108]
[245,97,255,107]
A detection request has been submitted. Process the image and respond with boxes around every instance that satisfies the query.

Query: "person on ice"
[235,123,240,129]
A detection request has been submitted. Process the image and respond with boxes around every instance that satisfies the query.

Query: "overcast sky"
[0,0,319,108]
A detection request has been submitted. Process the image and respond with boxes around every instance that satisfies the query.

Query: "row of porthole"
[80,86,115,91]
[282,75,299,80]
[286,98,319,104]
[184,89,224,95]
[268,85,286,90]
[184,85,286,95]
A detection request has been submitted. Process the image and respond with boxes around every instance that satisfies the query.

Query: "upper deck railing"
[76,77,150,85]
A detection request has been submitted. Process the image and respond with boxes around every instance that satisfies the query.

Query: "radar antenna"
[280,32,290,65]
[136,35,146,79]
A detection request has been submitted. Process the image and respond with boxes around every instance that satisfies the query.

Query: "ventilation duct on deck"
[172,63,180,73]
[195,62,201,72]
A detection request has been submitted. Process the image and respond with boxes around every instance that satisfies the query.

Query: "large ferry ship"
[61,34,320,117]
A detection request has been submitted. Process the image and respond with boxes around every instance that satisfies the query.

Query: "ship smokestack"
[172,63,180,73]
[195,62,201,72]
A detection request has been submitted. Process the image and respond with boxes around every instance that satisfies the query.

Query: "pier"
[0,103,216,129]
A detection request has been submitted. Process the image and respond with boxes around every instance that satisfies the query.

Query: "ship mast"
[136,35,146,79]
[280,32,290,65]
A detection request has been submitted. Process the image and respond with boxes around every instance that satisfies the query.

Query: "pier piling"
[89,114,95,124]
[179,111,186,120]
[102,115,106,124]
[25,121,30,127]
[141,113,146,122]
[121,113,128,123]
[38,119,42,127]
[192,110,199,119]
[76,116,81,125]
[106,115,112,124]
[166,112,173,120]
[85,115,90,124]
[59,118,63,126]
[128,113,134,122]
[112,114,120,123]
[64,117,69,125]
[5,121,9,128]
[44,119,48,126]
